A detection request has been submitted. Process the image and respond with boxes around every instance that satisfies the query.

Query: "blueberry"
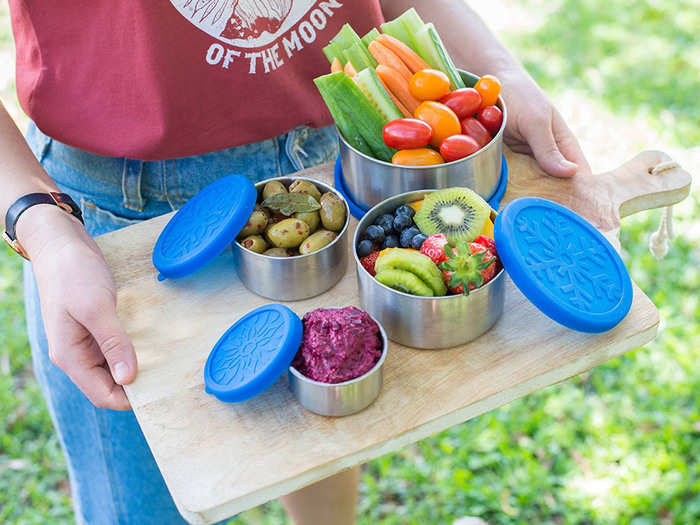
[400,227,421,248]
[411,233,428,250]
[383,235,400,249]
[358,239,374,257]
[365,224,385,244]
[395,205,415,218]
[393,214,413,232]
[376,214,395,234]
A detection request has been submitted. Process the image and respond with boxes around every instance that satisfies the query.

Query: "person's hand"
[18,205,137,410]
[495,67,592,177]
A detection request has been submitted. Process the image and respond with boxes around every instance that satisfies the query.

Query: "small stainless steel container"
[288,312,388,416]
[232,177,349,301]
[340,70,506,210]
[354,190,505,349]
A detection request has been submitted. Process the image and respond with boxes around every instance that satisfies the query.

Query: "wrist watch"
[3,192,84,259]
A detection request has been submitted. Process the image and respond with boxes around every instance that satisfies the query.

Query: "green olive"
[288,179,321,203]
[319,192,346,232]
[263,247,291,257]
[238,208,269,238]
[262,180,287,201]
[239,235,268,254]
[293,211,320,233]
[265,218,310,248]
[299,230,337,255]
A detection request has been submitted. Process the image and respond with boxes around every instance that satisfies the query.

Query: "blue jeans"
[23,123,339,525]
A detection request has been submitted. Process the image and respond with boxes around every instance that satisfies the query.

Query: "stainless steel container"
[232,177,349,301]
[340,70,506,210]
[353,190,505,349]
[288,311,388,416]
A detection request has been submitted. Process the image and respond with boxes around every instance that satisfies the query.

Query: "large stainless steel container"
[232,177,349,301]
[288,311,388,416]
[340,70,506,210]
[353,190,505,349]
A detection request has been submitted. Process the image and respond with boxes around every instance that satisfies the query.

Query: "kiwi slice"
[375,249,447,296]
[375,268,434,297]
[414,188,490,245]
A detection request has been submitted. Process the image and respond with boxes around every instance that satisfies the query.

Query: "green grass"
[2,1,699,524]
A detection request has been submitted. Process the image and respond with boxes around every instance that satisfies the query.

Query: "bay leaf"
[262,192,321,215]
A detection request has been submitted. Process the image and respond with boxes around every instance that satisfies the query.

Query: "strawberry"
[360,251,381,277]
[420,233,449,265]
[439,242,497,295]
[473,234,497,256]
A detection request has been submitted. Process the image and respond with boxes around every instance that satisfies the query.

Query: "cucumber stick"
[314,73,371,156]
[412,23,465,89]
[331,75,396,161]
[361,28,380,47]
[353,68,402,122]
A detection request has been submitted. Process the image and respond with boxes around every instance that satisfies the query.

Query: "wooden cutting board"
[96,149,691,524]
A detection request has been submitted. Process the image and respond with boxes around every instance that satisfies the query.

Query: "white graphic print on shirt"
[169,0,344,73]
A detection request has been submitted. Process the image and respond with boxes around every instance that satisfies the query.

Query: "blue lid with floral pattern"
[494,197,633,333]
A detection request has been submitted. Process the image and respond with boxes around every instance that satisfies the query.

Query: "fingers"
[552,112,592,175]
[521,112,578,178]
[71,292,138,387]
[63,357,132,410]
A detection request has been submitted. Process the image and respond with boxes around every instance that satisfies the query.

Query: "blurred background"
[1,1,697,524]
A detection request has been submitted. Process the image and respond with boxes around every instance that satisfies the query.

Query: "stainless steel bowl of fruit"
[340,70,506,210]
[353,187,505,349]
[232,177,349,301]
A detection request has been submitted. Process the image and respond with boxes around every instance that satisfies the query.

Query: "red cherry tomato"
[414,101,461,148]
[409,69,451,101]
[460,117,492,148]
[477,105,503,135]
[392,148,445,166]
[474,75,501,109]
[439,135,480,162]
[383,118,433,149]
[439,88,482,119]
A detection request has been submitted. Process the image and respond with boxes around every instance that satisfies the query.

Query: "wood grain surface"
[96,148,691,524]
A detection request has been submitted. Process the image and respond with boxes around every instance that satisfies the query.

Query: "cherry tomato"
[439,88,482,119]
[474,75,501,108]
[460,117,492,148]
[409,69,451,101]
[392,148,445,166]
[477,105,503,135]
[440,135,480,162]
[414,101,461,147]
[383,118,433,149]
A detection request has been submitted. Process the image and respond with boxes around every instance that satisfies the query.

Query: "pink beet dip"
[292,306,383,384]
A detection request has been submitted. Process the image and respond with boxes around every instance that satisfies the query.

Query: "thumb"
[76,297,138,385]
[524,117,578,178]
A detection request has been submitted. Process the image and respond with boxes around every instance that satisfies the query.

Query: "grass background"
[1,1,698,523]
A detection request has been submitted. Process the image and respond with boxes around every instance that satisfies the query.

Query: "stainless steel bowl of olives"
[232,177,349,301]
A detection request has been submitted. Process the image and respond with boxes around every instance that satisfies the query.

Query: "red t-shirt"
[9,1,384,160]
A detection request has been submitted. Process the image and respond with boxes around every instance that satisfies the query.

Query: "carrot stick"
[376,34,430,74]
[368,41,413,82]
[376,65,420,114]
[331,57,342,73]
[344,61,357,77]
[377,75,412,118]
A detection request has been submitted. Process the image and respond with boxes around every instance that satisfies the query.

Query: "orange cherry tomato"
[409,69,451,101]
[474,75,501,108]
[392,148,445,166]
[414,101,461,147]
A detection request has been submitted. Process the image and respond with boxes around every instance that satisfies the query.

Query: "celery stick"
[380,19,416,51]
[361,28,381,47]
[344,41,377,71]
[323,42,344,64]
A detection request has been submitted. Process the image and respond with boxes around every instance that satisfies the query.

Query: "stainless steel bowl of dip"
[232,177,349,301]
[288,309,388,417]
[353,190,505,349]
[339,70,506,210]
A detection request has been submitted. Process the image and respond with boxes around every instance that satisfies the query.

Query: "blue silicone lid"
[152,174,257,280]
[494,197,633,333]
[204,304,303,402]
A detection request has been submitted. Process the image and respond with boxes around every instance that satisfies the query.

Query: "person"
[1,1,590,523]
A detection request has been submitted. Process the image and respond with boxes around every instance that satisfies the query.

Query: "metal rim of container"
[288,311,388,387]
[234,175,350,259]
